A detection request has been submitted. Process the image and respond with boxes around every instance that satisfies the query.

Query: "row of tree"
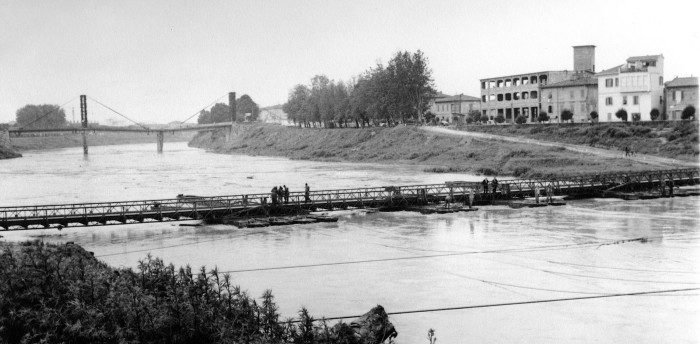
[197,94,260,124]
[283,50,437,128]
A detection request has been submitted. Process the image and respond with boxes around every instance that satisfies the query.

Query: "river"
[1,142,699,343]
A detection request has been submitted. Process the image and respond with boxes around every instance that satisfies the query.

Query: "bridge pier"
[156,131,164,153]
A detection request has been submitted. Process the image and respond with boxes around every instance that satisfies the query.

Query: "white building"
[596,55,664,122]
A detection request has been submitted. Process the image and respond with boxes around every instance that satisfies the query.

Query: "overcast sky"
[1,0,698,124]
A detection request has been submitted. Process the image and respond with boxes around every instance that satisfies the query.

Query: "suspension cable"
[178,93,229,124]
[17,96,78,130]
[87,96,151,130]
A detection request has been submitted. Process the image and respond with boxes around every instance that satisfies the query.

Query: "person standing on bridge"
[491,178,499,198]
[468,188,475,209]
[271,186,278,205]
[481,178,489,197]
[283,185,289,204]
[304,183,310,203]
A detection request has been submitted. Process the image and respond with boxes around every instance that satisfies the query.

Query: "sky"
[1,0,698,124]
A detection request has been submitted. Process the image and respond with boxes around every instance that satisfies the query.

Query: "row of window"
[604,95,639,106]
[483,91,539,102]
[604,76,663,88]
[481,75,548,89]
[543,89,587,102]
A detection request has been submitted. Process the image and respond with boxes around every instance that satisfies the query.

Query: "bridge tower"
[156,131,164,153]
[80,95,88,155]
[228,91,236,141]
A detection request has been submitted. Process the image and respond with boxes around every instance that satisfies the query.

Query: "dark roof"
[665,76,698,88]
[626,54,662,62]
[435,94,481,103]
[541,77,598,89]
[595,65,622,76]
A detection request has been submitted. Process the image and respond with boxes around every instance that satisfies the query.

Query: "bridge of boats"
[1,168,698,230]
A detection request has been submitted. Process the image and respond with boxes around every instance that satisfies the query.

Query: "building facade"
[433,94,481,123]
[479,45,596,123]
[540,76,598,122]
[664,76,698,120]
[596,55,665,122]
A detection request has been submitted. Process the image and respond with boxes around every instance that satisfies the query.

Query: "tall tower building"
[573,45,596,73]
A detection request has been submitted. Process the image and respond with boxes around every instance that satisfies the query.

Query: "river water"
[1,142,699,343]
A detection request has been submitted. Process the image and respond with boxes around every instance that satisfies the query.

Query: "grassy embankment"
[456,121,699,162]
[0,147,21,159]
[0,241,386,344]
[189,123,671,178]
[9,131,195,152]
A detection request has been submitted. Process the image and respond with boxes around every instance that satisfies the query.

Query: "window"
[605,78,613,87]
[522,77,529,85]
[547,92,552,102]
[531,91,537,99]
[497,80,503,87]
[481,82,486,89]
[482,95,486,102]
[513,79,520,86]
[513,92,520,100]
[633,96,639,105]
[681,91,685,101]
[605,97,613,106]
[623,96,627,105]
[548,105,552,113]
[489,94,496,101]
[659,76,663,86]
[505,79,511,87]
[522,92,529,99]
[615,78,619,87]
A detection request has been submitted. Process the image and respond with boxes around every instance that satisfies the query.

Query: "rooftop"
[626,54,663,62]
[541,76,598,89]
[479,70,567,82]
[595,65,623,76]
[665,76,698,88]
[435,94,481,103]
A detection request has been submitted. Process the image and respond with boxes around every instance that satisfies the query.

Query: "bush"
[515,115,527,125]
[495,114,505,124]
[537,111,550,123]
[615,108,628,122]
[632,113,641,122]
[479,114,489,123]
[468,110,482,123]
[650,108,660,121]
[560,110,573,122]
[589,111,598,122]
[682,105,696,120]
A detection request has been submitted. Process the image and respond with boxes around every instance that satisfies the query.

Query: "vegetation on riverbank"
[9,131,194,152]
[189,123,661,178]
[0,147,22,159]
[455,121,699,162]
[0,241,389,344]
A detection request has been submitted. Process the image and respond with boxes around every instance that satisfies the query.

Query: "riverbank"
[8,131,195,152]
[189,123,671,178]
[0,147,21,159]
[455,121,699,161]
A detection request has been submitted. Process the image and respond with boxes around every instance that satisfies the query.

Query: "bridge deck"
[1,168,697,230]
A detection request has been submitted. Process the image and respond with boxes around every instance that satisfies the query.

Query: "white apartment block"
[597,55,665,122]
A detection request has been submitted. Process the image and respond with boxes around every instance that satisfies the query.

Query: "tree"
[560,109,573,123]
[423,111,436,123]
[494,114,505,124]
[631,113,641,122]
[468,110,481,124]
[237,94,260,122]
[682,105,696,120]
[283,84,311,126]
[16,104,67,128]
[615,108,628,122]
[537,111,550,123]
[479,114,489,123]
[589,111,598,122]
[384,50,437,122]
[650,108,660,121]
[515,115,527,124]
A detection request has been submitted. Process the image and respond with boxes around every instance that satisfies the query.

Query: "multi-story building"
[596,55,665,122]
[479,45,596,123]
[540,76,598,122]
[432,94,481,123]
[664,76,698,120]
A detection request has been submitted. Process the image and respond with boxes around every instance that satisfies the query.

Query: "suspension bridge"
[1,168,697,230]
[6,92,240,154]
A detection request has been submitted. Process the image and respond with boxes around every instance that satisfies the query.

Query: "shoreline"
[188,123,684,178]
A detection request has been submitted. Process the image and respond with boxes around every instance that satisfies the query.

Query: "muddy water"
[1,142,698,343]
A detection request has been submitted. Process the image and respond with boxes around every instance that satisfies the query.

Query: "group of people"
[481,178,499,196]
[623,146,637,157]
[268,183,311,205]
